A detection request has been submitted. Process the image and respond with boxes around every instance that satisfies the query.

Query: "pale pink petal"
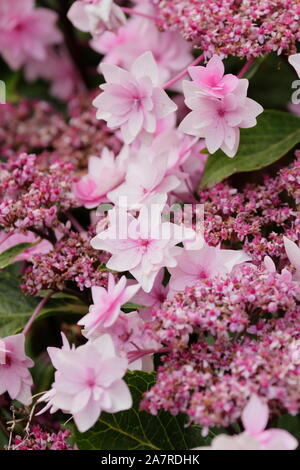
[67,2,90,32]
[242,394,269,435]
[131,51,159,85]
[283,236,300,272]
[73,398,102,433]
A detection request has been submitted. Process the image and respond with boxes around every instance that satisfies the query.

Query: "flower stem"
[238,58,255,78]
[23,291,54,336]
[121,7,158,22]
[162,54,204,89]
[66,211,84,232]
[128,347,169,364]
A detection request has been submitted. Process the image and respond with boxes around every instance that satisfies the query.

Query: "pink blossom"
[78,273,140,336]
[179,78,263,157]
[67,0,126,38]
[39,333,131,432]
[24,47,84,101]
[0,230,52,261]
[169,242,251,294]
[188,55,239,98]
[91,206,194,292]
[92,51,177,144]
[107,143,180,209]
[95,311,161,371]
[0,334,33,405]
[91,13,192,87]
[155,0,300,58]
[288,53,300,78]
[145,129,208,195]
[73,146,128,209]
[283,236,300,280]
[0,0,62,70]
[195,395,298,450]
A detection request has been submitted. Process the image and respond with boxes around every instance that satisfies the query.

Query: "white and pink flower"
[93,51,177,144]
[78,273,140,336]
[39,333,131,432]
[73,146,128,209]
[0,0,62,70]
[0,334,34,405]
[67,0,126,38]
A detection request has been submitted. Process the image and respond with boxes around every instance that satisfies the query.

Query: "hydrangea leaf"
[71,371,207,450]
[0,242,36,269]
[0,271,87,337]
[200,110,300,189]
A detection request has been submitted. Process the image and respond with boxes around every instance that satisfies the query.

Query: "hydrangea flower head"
[93,51,177,144]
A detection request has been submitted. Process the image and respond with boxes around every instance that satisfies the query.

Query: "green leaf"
[0,271,88,337]
[0,242,35,269]
[277,414,300,448]
[200,110,300,189]
[72,371,206,450]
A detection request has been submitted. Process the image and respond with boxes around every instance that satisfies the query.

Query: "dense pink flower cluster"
[148,263,300,346]
[11,425,71,450]
[0,97,121,168]
[0,152,76,235]
[22,231,110,295]
[198,153,300,262]
[0,0,299,450]
[155,0,300,58]
[0,101,65,159]
[142,304,300,428]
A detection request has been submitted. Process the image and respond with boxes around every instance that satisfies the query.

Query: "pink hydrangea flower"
[93,51,177,144]
[0,334,33,405]
[0,0,62,70]
[73,146,128,209]
[289,53,300,78]
[107,143,180,209]
[188,55,239,98]
[78,273,140,336]
[91,206,194,292]
[169,242,251,294]
[195,395,298,450]
[0,230,52,261]
[283,236,300,280]
[67,0,126,38]
[39,333,132,432]
[24,47,84,101]
[94,310,161,371]
[91,13,193,87]
[179,77,263,157]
